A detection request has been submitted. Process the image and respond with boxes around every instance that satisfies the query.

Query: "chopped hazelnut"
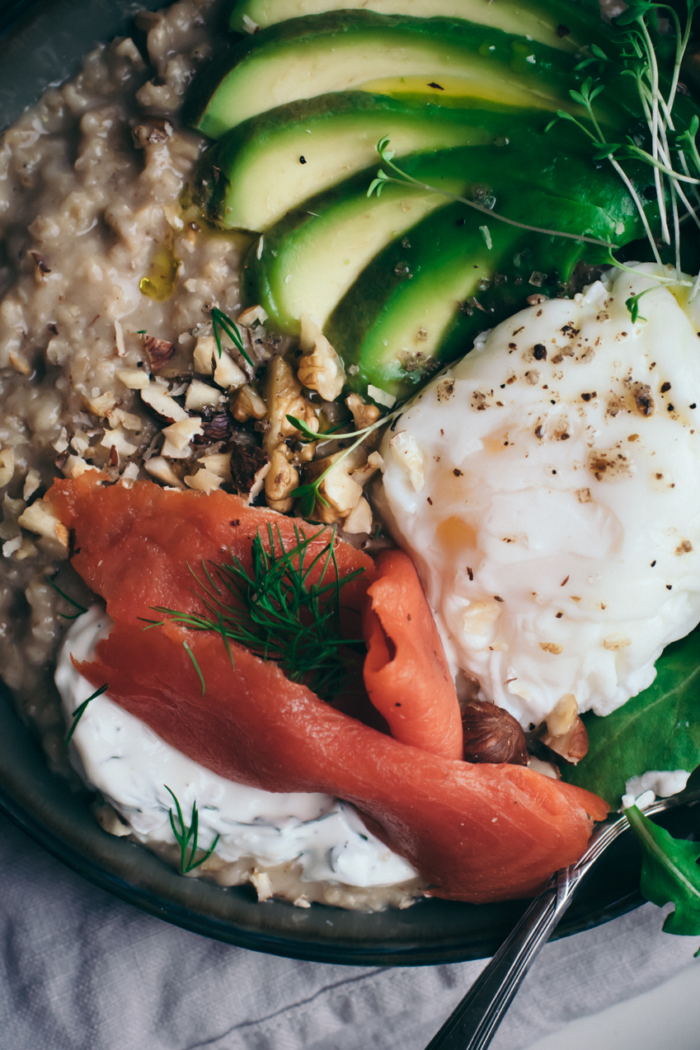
[541,716,588,766]
[144,456,185,489]
[213,352,247,392]
[141,382,188,423]
[184,467,224,494]
[0,449,15,489]
[161,416,204,451]
[116,368,150,390]
[185,379,225,412]
[83,391,117,418]
[18,499,69,555]
[237,304,268,327]
[193,335,217,375]
[461,700,529,765]
[545,693,578,737]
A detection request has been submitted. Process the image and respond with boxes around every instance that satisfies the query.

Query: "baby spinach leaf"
[625,804,700,941]
[561,628,700,808]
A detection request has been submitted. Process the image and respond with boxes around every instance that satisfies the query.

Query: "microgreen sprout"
[289,402,405,519]
[211,307,254,369]
[165,786,220,874]
[367,136,617,251]
[64,683,109,745]
[625,285,657,322]
[151,523,365,701]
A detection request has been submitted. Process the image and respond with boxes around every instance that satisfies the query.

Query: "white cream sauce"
[55,607,418,889]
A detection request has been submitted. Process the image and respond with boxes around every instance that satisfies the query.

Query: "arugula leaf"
[561,628,700,808]
[625,804,700,941]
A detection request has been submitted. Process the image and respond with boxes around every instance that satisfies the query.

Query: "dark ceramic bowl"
[0,0,685,966]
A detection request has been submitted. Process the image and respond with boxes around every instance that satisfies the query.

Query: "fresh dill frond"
[64,683,109,745]
[165,786,220,874]
[45,575,88,620]
[153,524,366,701]
[183,640,206,696]
[211,307,254,369]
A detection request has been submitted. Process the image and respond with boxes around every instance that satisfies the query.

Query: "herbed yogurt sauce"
[56,607,421,908]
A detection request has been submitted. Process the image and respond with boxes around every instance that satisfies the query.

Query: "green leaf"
[562,629,700,808]
[625,805,700,938]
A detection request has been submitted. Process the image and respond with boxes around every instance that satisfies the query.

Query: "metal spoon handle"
[423,804,664,1050]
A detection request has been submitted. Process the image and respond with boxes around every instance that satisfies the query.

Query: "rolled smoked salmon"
[363,549,463,760]
[48,476,609,903]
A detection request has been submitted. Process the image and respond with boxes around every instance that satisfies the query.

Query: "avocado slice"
[243,127,657,339]
[228,0,610,53]
[324,182,652,400]
[244,159,468,333]
[186,11,614,139]
[193,94,520,232]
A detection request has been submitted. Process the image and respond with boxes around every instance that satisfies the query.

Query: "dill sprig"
[211,306,254,369]
[45,575,88,621]
[151,523,365,701]
[64,683,109,745]
[165,786,220,874]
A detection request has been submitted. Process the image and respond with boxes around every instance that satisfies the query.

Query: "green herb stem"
[165,786,220,874]
[64,683,109,745]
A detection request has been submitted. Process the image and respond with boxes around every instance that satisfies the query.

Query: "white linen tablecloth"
[1,811,698,1050]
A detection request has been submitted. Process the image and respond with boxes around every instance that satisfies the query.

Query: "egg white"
[379,265,700,727]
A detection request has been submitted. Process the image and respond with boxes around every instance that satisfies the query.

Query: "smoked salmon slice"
[363,549,463,760]
[48,476,609,903]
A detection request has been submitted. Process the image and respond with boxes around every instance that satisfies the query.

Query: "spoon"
[424,790,700,1050]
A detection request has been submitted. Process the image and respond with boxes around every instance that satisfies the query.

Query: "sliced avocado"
[186,11,615,139]
[244,131,657,339]
[323,189,639,400]
[229,0,611,54]
[193,94,521,232]
[244,159,468,333]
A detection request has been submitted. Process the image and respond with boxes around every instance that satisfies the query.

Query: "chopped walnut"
[343,496,373,534]
[232,385,267,422]
[297,316,346,402]
[346,392,380,432]
[263,357,318,456]
[265,446,299,512]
